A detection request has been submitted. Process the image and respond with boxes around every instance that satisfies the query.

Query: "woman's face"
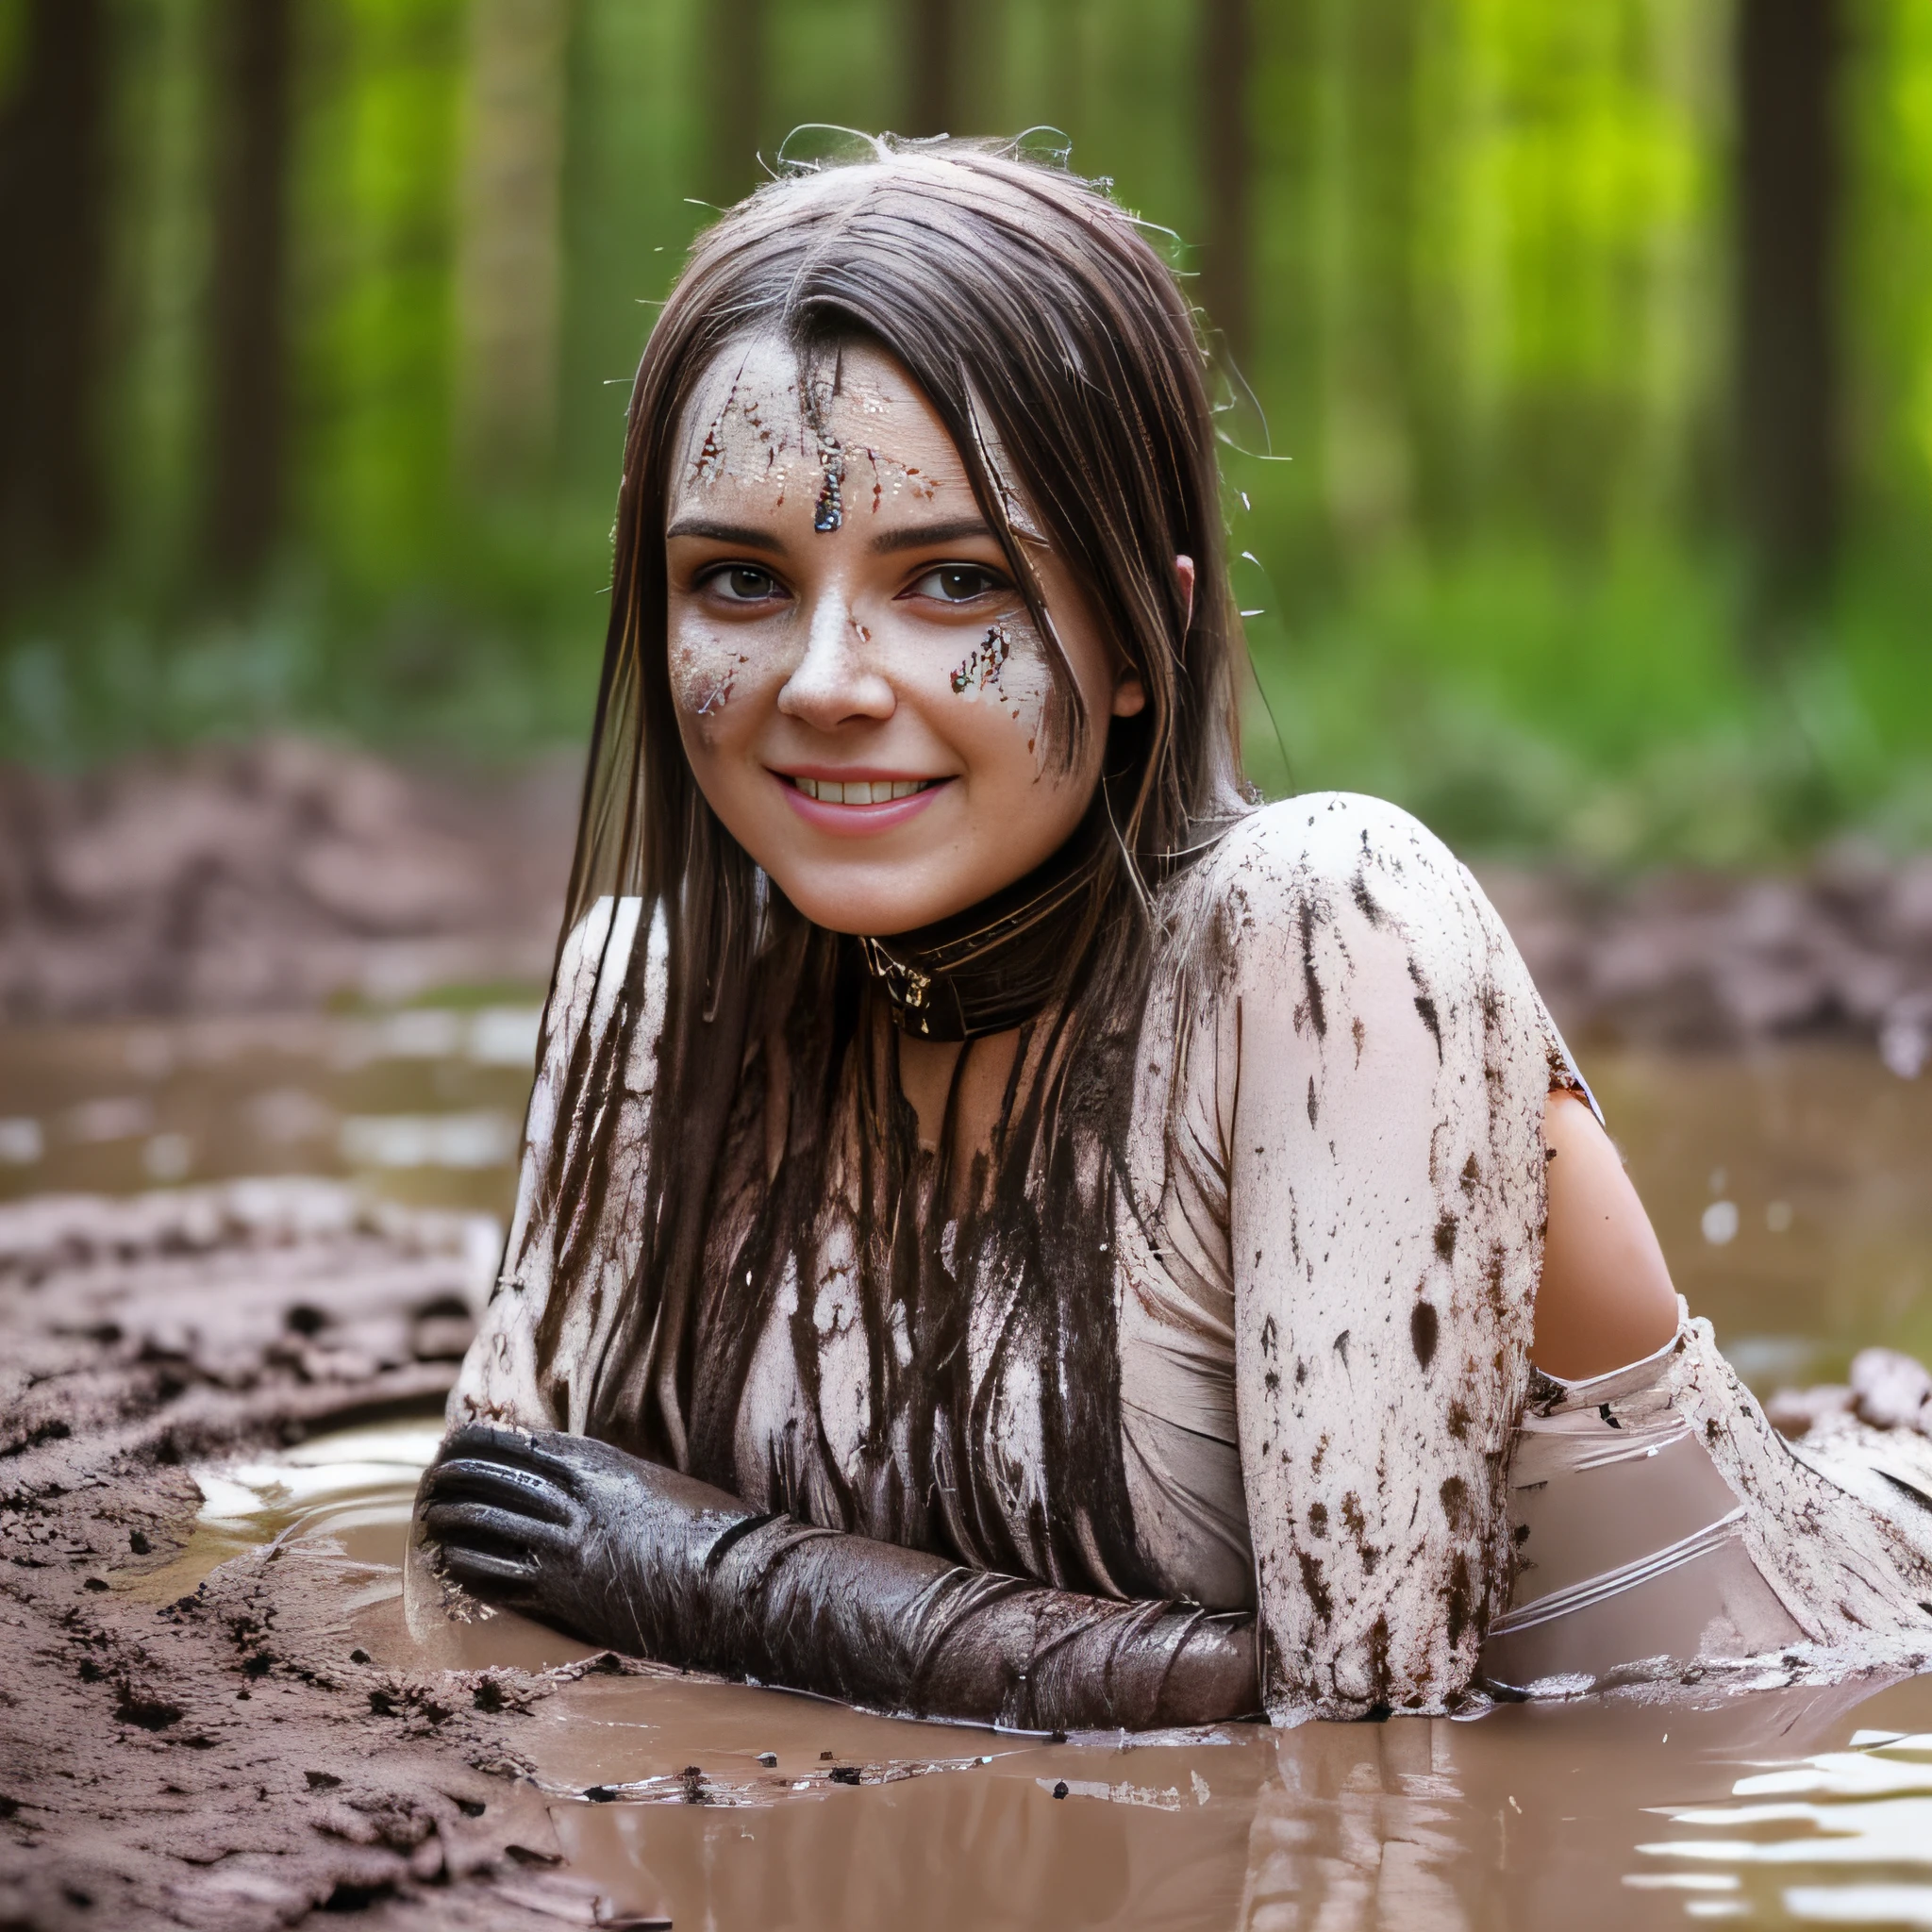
[664,335,1156,937]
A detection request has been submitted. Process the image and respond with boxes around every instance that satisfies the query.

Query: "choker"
[857,827,1108,1042]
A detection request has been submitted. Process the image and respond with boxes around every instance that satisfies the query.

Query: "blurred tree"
[1321,0,1421,553]
[454,0,571,492]
[204,0,294,590]
[1197,0,1253,364]
[295,0,465,603]
[705,0,768,204]
[0,0,109,604]
[1736,0,1840,641]
[904,0,958,137]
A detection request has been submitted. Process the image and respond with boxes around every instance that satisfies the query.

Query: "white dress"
[453,793,1932,1721]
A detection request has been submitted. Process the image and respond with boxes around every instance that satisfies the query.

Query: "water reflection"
[172,1420,1932,1930]
[1639,1728,1932,1925]
[0,1004,544,1216]
[18,1017,1932,1922]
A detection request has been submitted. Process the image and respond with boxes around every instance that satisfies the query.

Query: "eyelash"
[701,564,786,603]
[695,562,1009,606]
[908,564,1007,603]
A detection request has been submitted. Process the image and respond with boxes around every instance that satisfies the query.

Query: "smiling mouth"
[788,776,941,805]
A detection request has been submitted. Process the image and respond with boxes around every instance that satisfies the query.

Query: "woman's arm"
[419,1424,1258,1731]
[1535,1090,1679,1379]
[428,895,1259,1730]
[1206,795,1555,1721]
[447,896,665,1433]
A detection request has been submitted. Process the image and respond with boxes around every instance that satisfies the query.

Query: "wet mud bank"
[0,1182,653,1930]
[1484,852,1932,1059]
[5,740,1932,1057]
[0,741,578,1024]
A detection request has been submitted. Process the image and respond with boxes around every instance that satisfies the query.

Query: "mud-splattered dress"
[452,793,1932,1721]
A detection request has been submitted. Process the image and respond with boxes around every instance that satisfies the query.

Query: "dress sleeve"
[447,895,664,1432]
[1191,795,1555,1720]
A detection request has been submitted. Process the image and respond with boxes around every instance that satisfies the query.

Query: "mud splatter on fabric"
[457,792,1932,1725]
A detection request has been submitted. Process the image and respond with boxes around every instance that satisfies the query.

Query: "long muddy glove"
[418,1423,1258,1731]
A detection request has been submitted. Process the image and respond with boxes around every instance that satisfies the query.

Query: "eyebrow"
[868,518,999,555]
[664,518,786,550]
[664,515,1002,556]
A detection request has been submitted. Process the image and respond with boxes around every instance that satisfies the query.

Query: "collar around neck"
[856,818,1110,1042]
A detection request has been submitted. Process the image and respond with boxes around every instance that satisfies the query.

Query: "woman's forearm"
[705,1511,1257,1728]
[419,1424,1257,1730]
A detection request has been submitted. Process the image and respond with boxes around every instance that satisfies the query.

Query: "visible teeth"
[795,777,930,804]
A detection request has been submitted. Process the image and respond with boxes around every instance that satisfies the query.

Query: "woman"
[417,138,1932,1729]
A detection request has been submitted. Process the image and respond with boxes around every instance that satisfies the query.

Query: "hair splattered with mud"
[524,139,1248,1571]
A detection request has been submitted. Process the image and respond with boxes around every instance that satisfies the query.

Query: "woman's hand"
[416,1423,758,1660]
[416,1422,1257,1729]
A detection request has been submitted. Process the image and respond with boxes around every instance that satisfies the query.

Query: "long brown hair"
[529,136,1248,1491]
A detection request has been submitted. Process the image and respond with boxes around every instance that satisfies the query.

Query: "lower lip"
[775,775,951,836]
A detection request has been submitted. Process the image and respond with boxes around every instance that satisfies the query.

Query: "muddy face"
[663,334,1144,939]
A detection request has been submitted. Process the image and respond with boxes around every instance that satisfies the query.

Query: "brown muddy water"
[8,1009,1932,1929]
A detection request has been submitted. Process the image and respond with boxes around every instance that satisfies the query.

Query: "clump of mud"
[5,737,1932,1053]
[1474,852,1932,1056]
[0,739,577,1024]
[0,1180,642,1930]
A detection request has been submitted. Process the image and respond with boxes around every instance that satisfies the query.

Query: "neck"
[857,816,1108,1042]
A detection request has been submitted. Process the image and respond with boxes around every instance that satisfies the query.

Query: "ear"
[1174,554,1196,631]
[1111,668,1147,718]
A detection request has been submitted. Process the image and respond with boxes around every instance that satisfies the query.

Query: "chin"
[764,861,968,939]
[779,885,924,937]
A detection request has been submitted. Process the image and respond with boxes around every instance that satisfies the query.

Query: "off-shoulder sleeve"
[1187,794,1557,1720]
[447,896,665,1431]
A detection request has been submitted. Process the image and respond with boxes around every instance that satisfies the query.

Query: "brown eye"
[910,564,1003,604]
[708,565,782,603]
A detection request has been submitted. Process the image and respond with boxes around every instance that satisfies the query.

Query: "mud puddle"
[157,1410,1932,1930]
[10,1011,1932,1389]
[8,1019,1932,1926]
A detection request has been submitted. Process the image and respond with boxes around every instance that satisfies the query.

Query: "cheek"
[668,625,793,744]
[946,620,1054,767]
[669,631,748,725]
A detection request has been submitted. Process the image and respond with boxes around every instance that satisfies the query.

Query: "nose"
[776,590,894,730]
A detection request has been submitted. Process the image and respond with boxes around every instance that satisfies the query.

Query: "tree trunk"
[1198,0,1253,365]
[905,0,958,139]
[1736,0,1839,639]
[454,0,572,494]
[0,0,110,605]
[1323,0,1419,552]
[705,0,768,206]
[204,0,294,590]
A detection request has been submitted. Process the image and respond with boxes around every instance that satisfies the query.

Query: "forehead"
[670,333,970,516]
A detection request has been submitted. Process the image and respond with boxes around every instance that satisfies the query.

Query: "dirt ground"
[0,1181,673,1932]
[0,741,579,1025]
[4,739,1931,1058]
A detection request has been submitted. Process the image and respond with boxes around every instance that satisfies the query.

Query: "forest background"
[2,0,1928,872]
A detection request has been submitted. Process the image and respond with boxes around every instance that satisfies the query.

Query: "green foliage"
[6,0,1932,866]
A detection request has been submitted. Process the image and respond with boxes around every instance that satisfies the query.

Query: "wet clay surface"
[0,1183,636,1930]
[0,740,577,1026]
